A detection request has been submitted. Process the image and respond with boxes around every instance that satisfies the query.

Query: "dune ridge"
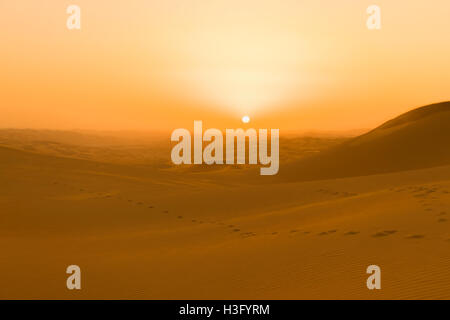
[282,101,450,181]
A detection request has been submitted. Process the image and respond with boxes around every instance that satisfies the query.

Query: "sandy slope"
[283,102,450,181]
[1,143,450,299]
[1,101,450,299]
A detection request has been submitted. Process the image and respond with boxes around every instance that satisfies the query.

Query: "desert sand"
[1,102,450,299]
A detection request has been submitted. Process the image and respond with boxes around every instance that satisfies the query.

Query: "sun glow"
[168,22,311,116]
[1,1,449,131]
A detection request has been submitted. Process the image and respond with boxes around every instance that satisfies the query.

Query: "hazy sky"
[1,0,449,131]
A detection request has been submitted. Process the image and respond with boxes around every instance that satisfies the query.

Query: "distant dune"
[283,101,450,181]
[0,128,349,168]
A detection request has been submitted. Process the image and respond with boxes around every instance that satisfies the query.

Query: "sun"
[242,115,250,123]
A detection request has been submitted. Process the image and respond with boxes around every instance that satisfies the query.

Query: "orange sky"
[0,0,449,132]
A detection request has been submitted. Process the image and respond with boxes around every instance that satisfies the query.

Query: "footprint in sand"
[148,206,154,209]
[372,232,388,238]
[372,230,397,238]
[344,231,360,236]
[271,232,278,235]
[241,232,256,238]
[317,230,337,236]
[438,212,447,216]
[162,210,169,213]
[406,234,425,239]
[177,216,183,219]
[290,229,299,233]
[438,218,447,223]
[233,229,240,232]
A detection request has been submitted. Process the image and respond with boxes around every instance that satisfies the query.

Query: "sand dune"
[283,101,450,180]
[2,102,450,299]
